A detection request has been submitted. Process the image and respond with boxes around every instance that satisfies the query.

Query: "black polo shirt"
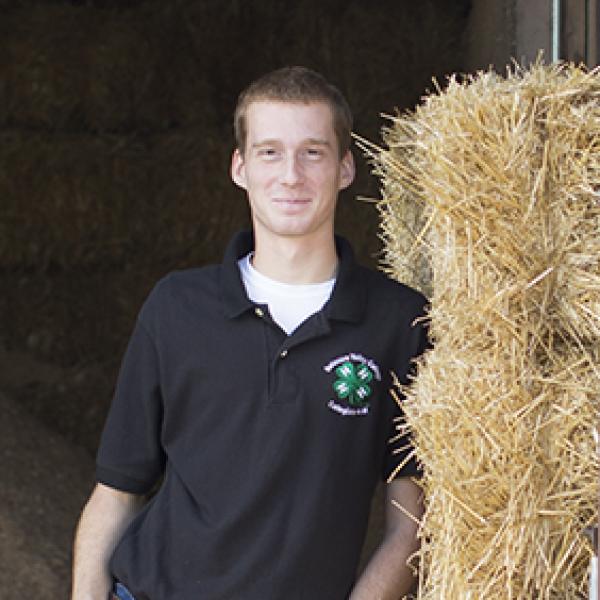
[96,231,429,600]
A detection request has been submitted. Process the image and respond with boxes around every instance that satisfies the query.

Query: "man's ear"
[338,150,355,191]
[230,149,247,190]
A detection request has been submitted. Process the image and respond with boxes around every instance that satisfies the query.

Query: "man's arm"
[71,483,146,600]
[349,477,423,600]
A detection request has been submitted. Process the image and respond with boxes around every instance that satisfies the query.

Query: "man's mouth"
[273,198,310,204]
[272,198,312,213]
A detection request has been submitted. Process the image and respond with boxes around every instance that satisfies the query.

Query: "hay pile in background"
[0,131,234,269]
[0,0,469,272]
[0,3,214,133]
[366,62,600,597]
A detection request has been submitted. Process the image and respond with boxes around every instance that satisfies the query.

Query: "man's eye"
[258,148,278,158]
[305,148,323,158]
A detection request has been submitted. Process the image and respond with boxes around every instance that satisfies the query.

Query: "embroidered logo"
[324,353,381,416]
[333,362,373,406]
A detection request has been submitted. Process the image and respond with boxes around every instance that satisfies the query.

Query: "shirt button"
[254,307,264,318]
[280,349,288,358]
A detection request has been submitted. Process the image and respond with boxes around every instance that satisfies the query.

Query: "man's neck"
[251,231,338,285]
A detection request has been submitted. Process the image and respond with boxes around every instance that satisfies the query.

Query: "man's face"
[231,101,355,241]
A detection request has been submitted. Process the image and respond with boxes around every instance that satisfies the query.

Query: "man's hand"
[71,483,145,600]
[349,478,423,600]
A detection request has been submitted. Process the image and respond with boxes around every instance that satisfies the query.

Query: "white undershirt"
[238,253,336,335]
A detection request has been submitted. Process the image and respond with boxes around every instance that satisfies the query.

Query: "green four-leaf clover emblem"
[333,361,374,407]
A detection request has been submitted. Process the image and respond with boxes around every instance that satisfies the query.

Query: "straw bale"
[0,3,214,132]
[0,5,96,130]
[0,129,246,270]
[364,62,600,598]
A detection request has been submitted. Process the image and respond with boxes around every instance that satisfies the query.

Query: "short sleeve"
[96,318,166,494]
[383,306,431,482]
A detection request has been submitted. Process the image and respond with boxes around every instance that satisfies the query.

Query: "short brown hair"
[234,66,353,157]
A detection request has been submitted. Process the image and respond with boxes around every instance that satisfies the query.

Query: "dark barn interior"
[0,1,471,596]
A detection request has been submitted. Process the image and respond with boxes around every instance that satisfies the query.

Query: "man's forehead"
[245,100,335,139]
[247,99,333,120]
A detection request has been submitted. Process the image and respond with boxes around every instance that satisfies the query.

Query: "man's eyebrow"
[304,138,331,147]
[251,139,280,148]
[251,138,332,148]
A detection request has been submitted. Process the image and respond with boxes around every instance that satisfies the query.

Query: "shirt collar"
[219,230,367,323]
[219,231,256,319]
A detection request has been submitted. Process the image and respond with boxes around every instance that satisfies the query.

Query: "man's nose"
[280,154,303,186]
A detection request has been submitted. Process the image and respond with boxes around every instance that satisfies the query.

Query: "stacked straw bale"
[0,0,468,273]
[0,3,214,133]
[364,62,600,598]
[0,130,239,270]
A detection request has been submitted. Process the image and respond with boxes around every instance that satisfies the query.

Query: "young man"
[72,66,428,600]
